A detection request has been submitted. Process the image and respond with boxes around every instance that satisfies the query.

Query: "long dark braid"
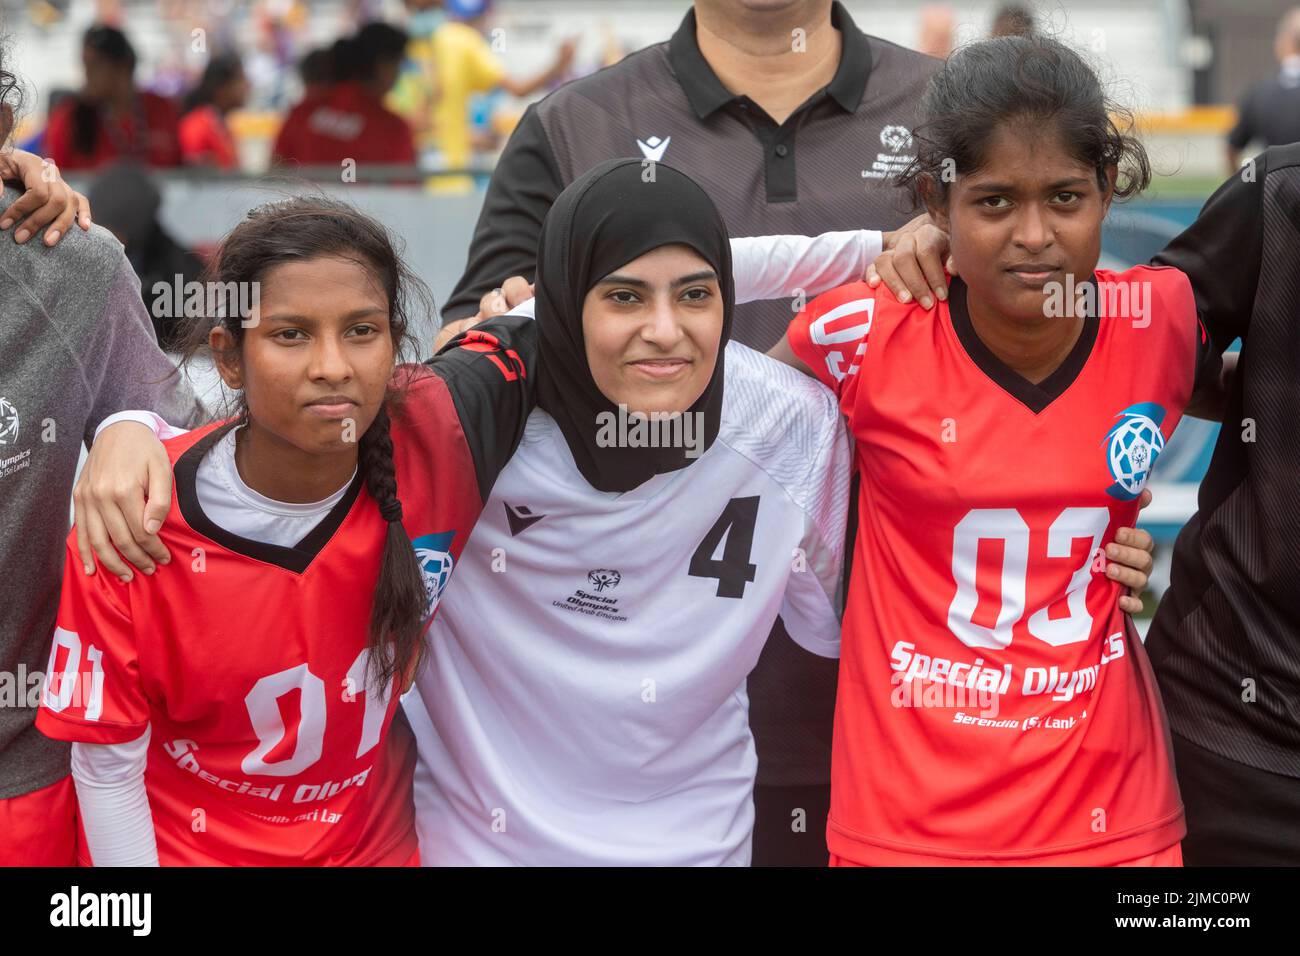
[357,405,428,691]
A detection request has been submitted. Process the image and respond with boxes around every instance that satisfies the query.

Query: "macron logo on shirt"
[636,135,671,162]
[504,503,546,536]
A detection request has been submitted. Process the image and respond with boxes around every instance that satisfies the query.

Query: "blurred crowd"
[20,0,585,183]
[0,0,1046,346]
[19,0,1300,184]
[19,0,1300,348]
[18,0,1051,184]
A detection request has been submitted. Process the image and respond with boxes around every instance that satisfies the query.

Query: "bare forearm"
[767,332,814,377]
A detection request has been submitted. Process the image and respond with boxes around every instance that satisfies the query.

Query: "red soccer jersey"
[789,266,1209,865]
[272,83,416,167]
[179,105,238,169]
[36,319,535,866]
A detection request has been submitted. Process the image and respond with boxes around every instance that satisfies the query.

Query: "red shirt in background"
[45,92,182,171]
[178,105,239,169]
[272,82,416,167]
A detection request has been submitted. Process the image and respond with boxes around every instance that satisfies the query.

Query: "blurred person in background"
[917,4,954,59]
[1226,7,1300,175]
[990,3,1035,38]
[178,53,249,170]
[244,0,309,111]
[44,25,182,171]
[87,162,203,349]
[297,46,335,102]
[272,22,415,170]
[401,0,576,193]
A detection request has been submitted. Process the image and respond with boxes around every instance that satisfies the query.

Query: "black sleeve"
[1152,153,1265,352]
[440,105,565,322]
[1226,87,1256,152]
[424,312,539,501]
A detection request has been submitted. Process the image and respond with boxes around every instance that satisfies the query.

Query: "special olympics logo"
[1104,403,1166,500]
[587,569,621,592]
[411,531,456,616]
[880,125,913,153]
[0,397,18,445]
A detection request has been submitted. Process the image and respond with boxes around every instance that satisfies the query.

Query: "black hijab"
[534,159,734,493]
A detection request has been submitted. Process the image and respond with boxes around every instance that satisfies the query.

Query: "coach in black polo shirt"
[1147,144,1300,865]
[444,0,938,865]
[1225,8,1300,174]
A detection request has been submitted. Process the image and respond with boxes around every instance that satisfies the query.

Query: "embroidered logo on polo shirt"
[0,396,30,482]
[862,124,916,181]
[0,397,18,445]
[880,125,913,152]
[636,135,671,162]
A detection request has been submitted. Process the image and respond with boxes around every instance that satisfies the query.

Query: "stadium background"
[3,0,1286,617]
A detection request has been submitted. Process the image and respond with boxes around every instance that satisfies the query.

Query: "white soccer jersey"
[404,341,851,866]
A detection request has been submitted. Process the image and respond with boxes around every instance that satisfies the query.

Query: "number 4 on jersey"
[689,496,760,599]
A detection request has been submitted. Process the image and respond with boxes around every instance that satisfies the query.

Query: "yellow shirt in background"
[435,23,505,163]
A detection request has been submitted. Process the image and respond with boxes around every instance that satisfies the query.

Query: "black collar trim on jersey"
[667,1,872,120]
[947,277,1100,415]
[173,420,365,574]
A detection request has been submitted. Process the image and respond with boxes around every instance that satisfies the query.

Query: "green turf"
[1144,174,1226,200]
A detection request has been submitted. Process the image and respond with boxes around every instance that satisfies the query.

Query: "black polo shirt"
[1148,144,1300,780]
[443,2,939,787]
[1227,61,1300,152]
[445,2,938,345]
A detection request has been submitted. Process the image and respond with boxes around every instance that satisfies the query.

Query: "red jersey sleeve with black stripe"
[421,311,537,503]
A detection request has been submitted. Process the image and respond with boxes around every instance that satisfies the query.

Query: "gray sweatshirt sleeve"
[81,256,204,446]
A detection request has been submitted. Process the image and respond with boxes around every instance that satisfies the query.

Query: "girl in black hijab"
[533,158,734,492]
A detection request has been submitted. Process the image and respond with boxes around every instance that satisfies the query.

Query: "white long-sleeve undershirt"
[70,728,160,866]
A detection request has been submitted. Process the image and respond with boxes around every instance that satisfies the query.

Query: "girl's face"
[581,244,724,416]
[212,255,396,458]
[932,121,1115,324]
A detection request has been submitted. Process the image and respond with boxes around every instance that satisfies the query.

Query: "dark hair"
[179,196,435,692]
[84,24,136,70]
[74,25,137,158]
[354,22,409,81]
[897,35,1150,209]
[328,36,360,84]
[181,52,243,116]
[298,47,334,88]
[991,3,1035,37]
[0,35,24,141]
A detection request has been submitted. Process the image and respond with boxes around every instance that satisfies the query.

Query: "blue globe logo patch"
[411,531,456,616]
[1104,403,1166,500]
